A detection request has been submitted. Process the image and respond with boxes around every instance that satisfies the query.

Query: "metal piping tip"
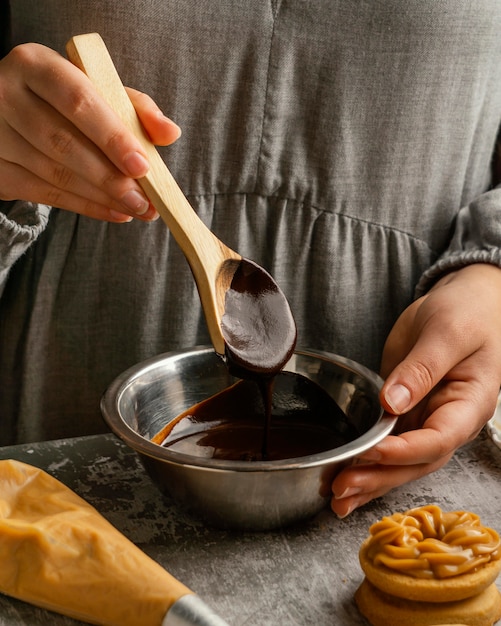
[162,594,230,626]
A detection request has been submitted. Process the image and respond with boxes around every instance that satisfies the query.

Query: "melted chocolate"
[216,258,300,457]
[153,372,358,461]
[221,258,297,379]
[155,259,354,462]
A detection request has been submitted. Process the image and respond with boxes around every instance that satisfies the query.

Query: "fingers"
[126,88,181,145]
[381,307,473,415]
[331,453,452,518]
[359,380,492,469]
[0,115,159,220]
[380,266,501,416]
[3,44,148,177]
[0,158,138,223]
[360,400,481,466]
[0,43,180,221]
[333,266,501,518]
[331,383,494,518]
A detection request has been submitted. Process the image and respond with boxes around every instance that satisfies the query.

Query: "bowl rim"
[101,346,397,472]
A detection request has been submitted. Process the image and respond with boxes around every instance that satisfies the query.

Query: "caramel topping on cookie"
[366,505,500,579]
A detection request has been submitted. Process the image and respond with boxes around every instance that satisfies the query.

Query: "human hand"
[0,43,181,222]
[331,263,501,517]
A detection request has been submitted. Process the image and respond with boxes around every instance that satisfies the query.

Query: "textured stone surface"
[0,430,499,625]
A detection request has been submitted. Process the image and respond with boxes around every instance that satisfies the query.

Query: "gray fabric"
[1,0,501,444]
[0,202,51,297]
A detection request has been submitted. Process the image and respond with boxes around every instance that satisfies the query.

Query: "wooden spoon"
[66,33,296,377]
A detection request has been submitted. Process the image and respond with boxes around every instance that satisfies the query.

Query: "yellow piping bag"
[0,459,229,626]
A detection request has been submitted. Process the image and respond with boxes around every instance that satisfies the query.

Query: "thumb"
[379,289,474,416]
[126,87,182,146]
[380,341,455,415]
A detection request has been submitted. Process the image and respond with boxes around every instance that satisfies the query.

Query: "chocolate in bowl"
[101,347,396,531]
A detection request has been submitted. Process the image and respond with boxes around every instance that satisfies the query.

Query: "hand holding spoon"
[66,33,296,378]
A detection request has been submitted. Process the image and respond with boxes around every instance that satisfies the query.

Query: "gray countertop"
[0,430,500,626]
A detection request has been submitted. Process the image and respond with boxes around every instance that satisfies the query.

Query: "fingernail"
[384,383,411,414]
[123,151,149,177]
[143,206,160,221]
[336,502,357,519]
[158,112,182,137]
[109,210,133,222]
[121,190,150,215]
[334,486,362,500]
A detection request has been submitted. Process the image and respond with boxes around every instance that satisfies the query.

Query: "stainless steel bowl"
[101,346,396,531]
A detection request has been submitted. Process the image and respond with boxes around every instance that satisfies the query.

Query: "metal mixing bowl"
[101,346,396,531]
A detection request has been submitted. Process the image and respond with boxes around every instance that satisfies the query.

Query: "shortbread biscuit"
[355,505,501,626]
[355,578,501,626]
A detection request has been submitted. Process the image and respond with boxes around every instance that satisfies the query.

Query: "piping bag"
[0,459,229,626]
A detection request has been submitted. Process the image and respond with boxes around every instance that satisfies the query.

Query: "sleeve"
[0,201,51,295]
[415,184,501,296]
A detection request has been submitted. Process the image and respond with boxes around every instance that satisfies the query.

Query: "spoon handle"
[66,33,240,354]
